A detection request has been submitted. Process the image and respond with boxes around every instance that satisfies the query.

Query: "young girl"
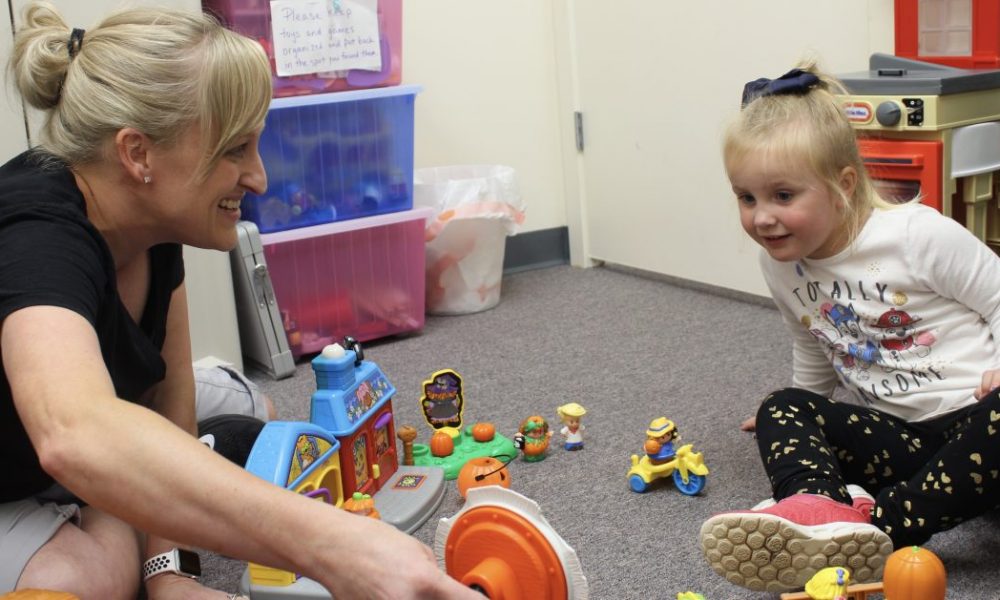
[699,64,1000,593]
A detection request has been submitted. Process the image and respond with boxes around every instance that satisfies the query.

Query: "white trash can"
[414,165,525,315]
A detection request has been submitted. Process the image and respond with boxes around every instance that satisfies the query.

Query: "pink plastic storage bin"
[261,207,430,357]
[203,0,402,97]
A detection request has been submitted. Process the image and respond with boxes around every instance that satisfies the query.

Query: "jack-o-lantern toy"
[882,545,946,600]
[456,456,511,498]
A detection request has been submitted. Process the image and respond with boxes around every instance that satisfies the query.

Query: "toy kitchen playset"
[838,0,1000,250]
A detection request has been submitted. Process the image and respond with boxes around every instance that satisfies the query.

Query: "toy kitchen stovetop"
[838,52,1000,249]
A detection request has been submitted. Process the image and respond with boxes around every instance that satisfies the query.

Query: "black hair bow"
[741,68,820,108]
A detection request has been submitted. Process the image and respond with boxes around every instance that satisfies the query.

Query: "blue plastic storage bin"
[246,85,420,233]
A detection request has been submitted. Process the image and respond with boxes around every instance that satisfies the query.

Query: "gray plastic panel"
[231,221,295,380]
[839,53,1000,95]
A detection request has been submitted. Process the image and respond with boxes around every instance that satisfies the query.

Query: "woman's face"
[150,124,267,251]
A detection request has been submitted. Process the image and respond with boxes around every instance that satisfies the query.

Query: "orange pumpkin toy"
[882,546,946,600]
[456,456,512,498]
[430,430,455,457]
[471,422,496,442]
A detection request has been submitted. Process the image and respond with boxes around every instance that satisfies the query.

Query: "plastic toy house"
[311,345,396,495]
[895,0,1000,68]
[243,421,344,589]
[309,344,445,532]
[239,344,445,600]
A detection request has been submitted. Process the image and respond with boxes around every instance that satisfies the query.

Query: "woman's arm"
[138,282,218,597]
[144,282,196,434]
[4,305,478,599]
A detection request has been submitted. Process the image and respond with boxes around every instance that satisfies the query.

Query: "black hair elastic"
[68,28,85,59]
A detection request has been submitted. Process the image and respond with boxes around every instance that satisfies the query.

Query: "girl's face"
[150,124,267,251]
[729,153,854,262]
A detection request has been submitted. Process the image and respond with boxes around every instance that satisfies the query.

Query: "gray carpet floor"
[202,264,1000,599]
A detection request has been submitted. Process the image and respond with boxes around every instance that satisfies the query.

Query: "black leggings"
[755,387,1000,547]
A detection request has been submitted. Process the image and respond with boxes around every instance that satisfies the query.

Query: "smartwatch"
[142,548,202,581]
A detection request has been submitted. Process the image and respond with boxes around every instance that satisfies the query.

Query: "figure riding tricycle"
[627,417,709,495]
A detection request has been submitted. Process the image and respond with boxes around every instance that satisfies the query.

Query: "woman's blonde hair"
[723,62,897,245]
[10,1,272,179]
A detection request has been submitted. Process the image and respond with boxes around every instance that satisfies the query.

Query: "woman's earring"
[143,176,152,184]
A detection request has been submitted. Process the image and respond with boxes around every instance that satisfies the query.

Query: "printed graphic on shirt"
[788,263,942,404]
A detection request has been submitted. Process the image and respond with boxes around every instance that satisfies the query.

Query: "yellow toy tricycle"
[627,443,709,495]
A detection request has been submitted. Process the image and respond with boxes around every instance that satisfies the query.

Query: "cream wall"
[0,5,28,160]
[403,1,567,233]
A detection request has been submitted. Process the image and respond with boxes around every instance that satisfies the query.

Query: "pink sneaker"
[699,493,892,592]
[753,484,877,516]
[846,484,875,519]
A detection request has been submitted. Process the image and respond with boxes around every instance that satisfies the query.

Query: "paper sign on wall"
[269,0,382,77]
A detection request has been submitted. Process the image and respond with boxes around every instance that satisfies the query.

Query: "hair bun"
[11,2,74,110]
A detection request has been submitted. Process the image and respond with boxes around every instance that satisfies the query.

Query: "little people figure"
[556,403,587,451]
[513,415,552,462]
[644,417,679,464]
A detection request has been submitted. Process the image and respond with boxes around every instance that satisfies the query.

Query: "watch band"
[142,548,201,581]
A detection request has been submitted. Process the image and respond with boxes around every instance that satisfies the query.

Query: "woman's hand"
[319,515,484,599]
[975,368,1000,400]
[146,573,247,600]
[740,416,756,432]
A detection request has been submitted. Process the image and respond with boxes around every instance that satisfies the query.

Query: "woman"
[1,3,479,599]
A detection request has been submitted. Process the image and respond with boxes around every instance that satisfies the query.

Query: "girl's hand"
[740,416,756,432]
[975,368,1000,400]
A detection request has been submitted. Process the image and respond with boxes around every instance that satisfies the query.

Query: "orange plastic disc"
[442,505,568,600]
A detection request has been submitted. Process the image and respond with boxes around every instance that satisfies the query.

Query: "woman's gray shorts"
[0,485,80,591]
[0,366,266,590]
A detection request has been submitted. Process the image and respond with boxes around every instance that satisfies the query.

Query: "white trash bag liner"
[414,165,525,315]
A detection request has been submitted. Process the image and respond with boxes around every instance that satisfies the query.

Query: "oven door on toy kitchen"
[858,138,944,210]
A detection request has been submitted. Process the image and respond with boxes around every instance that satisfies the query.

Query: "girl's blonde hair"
[10,1,272,179]
[723,62,897,244]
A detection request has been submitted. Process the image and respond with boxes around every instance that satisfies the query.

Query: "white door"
[560,1,893,297]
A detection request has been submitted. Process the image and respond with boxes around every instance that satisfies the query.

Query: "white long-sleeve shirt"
[760,203,1000,422]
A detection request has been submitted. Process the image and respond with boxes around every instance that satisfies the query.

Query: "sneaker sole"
[699,513,893,592]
